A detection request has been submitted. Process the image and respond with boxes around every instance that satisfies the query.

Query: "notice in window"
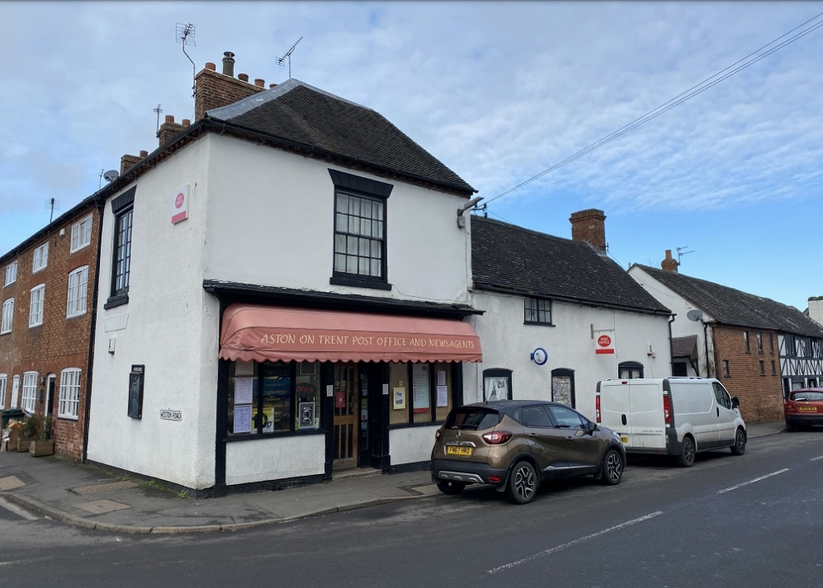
[233,405,252,434]
[393,387,406,410]
[412,364,430,413]
[235,377,254,405]
[437,385,448,407]
[235,361,254,377]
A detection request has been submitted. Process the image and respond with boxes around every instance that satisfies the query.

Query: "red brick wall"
[569,209,606,253]
[712,325,783,423]
[194,67,265,121]
[0,204,101,459]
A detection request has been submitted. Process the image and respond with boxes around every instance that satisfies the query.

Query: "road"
[1,431,821,588]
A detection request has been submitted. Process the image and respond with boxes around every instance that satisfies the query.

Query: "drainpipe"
[703,321,711,378]
[668,314,675,375]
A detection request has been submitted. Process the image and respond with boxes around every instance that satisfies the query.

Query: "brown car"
[784,388,823,431]
[430,400,625,504]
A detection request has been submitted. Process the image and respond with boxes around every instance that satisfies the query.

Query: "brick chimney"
[120,150,148,174]
[661,249,679,273]
[193,51,269,121]
[157,114,185,147]
[570,209,607,253]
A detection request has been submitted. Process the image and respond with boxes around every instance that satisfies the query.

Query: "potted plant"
[29,415,54,457]
[17,414,38,452]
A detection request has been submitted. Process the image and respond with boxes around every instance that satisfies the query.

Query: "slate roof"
[207,79,475,195]
[672,335,698,358]
[633,264,823,338]
[471,217,671,315]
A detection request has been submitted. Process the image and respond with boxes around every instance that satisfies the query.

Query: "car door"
[712,382,737,445]
[521,405,569,475]
[547,404,602,473]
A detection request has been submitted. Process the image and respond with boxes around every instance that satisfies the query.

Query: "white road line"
[811,456,823,462]
[487,511,663,574]
[0,496,37,521]
[717,468,789,494]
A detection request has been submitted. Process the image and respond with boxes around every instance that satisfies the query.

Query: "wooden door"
[333,363,359,470]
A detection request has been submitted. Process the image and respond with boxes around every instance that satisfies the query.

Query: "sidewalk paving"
[0,420,785,534]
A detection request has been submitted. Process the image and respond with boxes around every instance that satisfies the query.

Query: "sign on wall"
[171,184,189,224]
[595,330,616,355]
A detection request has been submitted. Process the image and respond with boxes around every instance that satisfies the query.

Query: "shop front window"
[390,361,453,426]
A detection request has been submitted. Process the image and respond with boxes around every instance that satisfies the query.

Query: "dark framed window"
[771,360,776,376]
[619,361,644,379]
[329,169,392,291]
[756,332,763,354]
[759,360,765,376]
[784,334,795,357]
[743,331,750,353]
[524,297,552,325]
[483,368,512,402]
[551,368,575,408]
[722,360,731,378]
[769,333,775,354]
[389,361,455,425]
[106,187,136,309]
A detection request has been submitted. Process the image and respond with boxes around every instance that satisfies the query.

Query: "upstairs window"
[743,331,750,353]
[29,285,45,327]
[33,242,49,272]
[769,333,775,353]
[71,214,93,252]
[756,332,763,354]
[524,297,552,325]
[66,266,89,318]
[1,299,12,334]
[107,186,136,309]
[4,261,17,286]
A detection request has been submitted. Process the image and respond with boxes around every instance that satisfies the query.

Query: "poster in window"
[437,385,449,407]
[234,377,254,405]
[393,387,406,410]
[233,404,252,434]
[127,365,144,419]
[552,376,572,407]
[484,377,509,402]
[298,402,315,429]
[412,364,430,413]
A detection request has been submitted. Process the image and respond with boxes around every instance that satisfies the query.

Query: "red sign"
[596,333,615,355]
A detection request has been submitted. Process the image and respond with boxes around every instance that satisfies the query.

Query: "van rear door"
[599,380,666,450]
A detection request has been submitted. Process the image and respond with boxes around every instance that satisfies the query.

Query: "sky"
[1,1,821,312]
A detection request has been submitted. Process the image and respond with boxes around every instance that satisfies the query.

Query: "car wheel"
[600,448,624,485]
[785,419,796,432]
[731,427,747,455]
[436,480,466,495]
[677,436,696,467]
[505,461,538,505]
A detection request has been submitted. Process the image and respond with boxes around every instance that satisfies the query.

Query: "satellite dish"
[103,170,119,182]
[686,309,704,322]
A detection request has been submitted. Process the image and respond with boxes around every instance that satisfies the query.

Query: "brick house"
[0,197,102,458]
[629,252,823,423]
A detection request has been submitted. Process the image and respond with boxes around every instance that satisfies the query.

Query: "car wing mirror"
[586,421,598,434]
[731,397,740,409]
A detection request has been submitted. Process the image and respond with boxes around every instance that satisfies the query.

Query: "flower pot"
[29,440,54,457]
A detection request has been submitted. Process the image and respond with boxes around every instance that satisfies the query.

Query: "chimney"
[808,296,823,326]
[157,114,184,147]
[570,209,607,253]
[661,249,679,273]
[193,51,267,121]
[120,151,146,174]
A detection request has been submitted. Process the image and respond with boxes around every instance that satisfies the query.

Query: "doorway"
[333,363,359,470]
[46,374,56,417]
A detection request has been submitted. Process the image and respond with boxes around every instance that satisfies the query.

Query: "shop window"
[483,368,512,402]
[22,372,37,413]
[619,361,644,379]
[328,169,392,291]
[4,261,17,286]
[390,361,454,425]
[524,297,552,325]
[228,360,321,436]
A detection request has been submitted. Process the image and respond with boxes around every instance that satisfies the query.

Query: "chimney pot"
[269,83,277,89]
[222,51,236,77]
[182,119,191,127]
[254,78,265,88]
[205,62,216,71]
[661,249,679,273]
[164,115,174,124]
[238,73,249,82]
[139,150,148,158]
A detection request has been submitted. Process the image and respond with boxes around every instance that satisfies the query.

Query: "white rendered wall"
[202,136,472,304]
[225,434,325,485]
[88,139,220,489]
[465,291,672,421]
[390,425,439,466]
[629,266,715,377]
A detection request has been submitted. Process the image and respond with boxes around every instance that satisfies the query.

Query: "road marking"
[487,511,663,574]
[717,468,789,494]
[811,456,823,462]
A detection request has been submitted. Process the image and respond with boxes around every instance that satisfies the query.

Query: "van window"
[713,382,732,409]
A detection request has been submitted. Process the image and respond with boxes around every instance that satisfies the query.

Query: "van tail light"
[482,431,513,444]
[435,430,441,441]
[596,395,601,423]
[663,395,672,425]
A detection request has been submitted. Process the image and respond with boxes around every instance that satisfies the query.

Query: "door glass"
[548,405,585,429]
[333,364,359,470]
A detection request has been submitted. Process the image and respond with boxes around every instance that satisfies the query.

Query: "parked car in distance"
[784,388,823,431]
[430,400,625,505]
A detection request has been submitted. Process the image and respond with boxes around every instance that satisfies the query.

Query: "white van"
[595,377,747,467]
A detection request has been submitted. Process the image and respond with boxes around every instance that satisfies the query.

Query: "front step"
[333,467,382,481]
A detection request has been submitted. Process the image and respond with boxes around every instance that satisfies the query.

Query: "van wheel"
[731,427,747,455]
[677,436,696,467]
[506,461,538,504]
[600,448,624,485]
[437,480,466,495]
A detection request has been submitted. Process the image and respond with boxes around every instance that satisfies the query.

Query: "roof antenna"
[276,36,303,79]
[153,104,163,137]
[45,197,60,224]
[176,23,197,109]
[676,246,694,265]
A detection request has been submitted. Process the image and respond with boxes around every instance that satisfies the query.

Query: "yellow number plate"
[620,435,629,444]
[446,446,473,456]
[799,406,818,412]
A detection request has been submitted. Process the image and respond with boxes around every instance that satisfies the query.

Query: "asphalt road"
[1,431,821,588]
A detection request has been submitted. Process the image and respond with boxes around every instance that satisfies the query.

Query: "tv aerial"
[44,198,60,223]
[676,246,694,264]
[176,23,197,99]
[276,36,303,78]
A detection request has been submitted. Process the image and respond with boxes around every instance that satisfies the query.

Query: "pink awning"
[219,304,482,364]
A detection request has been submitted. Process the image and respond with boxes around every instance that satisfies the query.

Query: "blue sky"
[1,1,821,311]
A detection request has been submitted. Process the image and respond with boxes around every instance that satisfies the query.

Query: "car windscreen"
[444,407,502,430]
[790,391,823,402]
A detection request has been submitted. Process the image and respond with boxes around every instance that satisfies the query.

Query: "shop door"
[333,363,359,470]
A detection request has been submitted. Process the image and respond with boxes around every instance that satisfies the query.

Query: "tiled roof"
[634,264,823,338]
[471,217,671,315]
[672,335,698,358]
[207,79,475,195]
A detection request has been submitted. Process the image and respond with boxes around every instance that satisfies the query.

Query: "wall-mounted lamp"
[457,196,484,229]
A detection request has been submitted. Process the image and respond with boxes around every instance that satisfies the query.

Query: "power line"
[484,11,823,208]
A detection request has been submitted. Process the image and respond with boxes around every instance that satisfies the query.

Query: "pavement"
[0,420,786,534]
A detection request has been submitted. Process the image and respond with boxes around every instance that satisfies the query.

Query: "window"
[771,360,777,376]
[483,369,512,403]
[29,285,45,327]
[712,382,732,409]
[551,368,575,408]
[756,332,763,354]
[548,404,587,429]
[759,360,765,376]
[32,242,49,272]
[722,360,730,378]
[769,333,775,354]
[619,361,644,379]
[743,331,750,353]
[4,261,17,286]
[112,208,133,296]
[0,374,6,407]
[58,368,81,419]
[70,214,93,252]
[524,297,552,325]
[329,169,392,290]
[66,266,89,318]
[392,362,455,425]
[22,372,37,412]
[1,298,12,334]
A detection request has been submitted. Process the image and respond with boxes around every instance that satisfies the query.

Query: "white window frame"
[70,214,93,253]
[1,298,13,334]
[33,242,49,272]
[66,266,89,318]
[0,374,7,408]
[58,368,81,419]
[22,372,37,413]
[4,261,17,286]
[29,285,45,327]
